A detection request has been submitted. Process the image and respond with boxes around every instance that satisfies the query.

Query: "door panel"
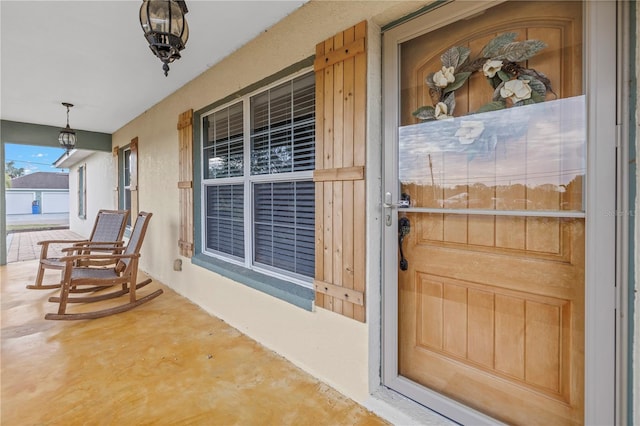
[396,2,585,424]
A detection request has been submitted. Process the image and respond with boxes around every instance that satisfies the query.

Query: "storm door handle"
[398,217,410,271]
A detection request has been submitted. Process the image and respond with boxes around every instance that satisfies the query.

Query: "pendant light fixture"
[58,102,76,152]
[139,0,189,77]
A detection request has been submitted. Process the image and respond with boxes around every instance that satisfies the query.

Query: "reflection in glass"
[203,102,244,180]
[398,96,585,211]
[250,73,315,175]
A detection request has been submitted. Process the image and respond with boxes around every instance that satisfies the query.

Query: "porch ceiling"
[0,0,307,135]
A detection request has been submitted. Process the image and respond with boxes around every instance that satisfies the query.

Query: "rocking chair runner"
[28,209,129,290]
[45,212,163,320]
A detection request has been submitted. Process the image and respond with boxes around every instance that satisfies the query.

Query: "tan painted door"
[396,2,585,424]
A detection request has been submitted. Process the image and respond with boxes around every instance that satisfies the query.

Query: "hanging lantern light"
[58,102,76,152]
[139,0,189,77]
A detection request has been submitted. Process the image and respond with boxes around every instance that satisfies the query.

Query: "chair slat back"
[90,210,129,245]
[119,212,152,272]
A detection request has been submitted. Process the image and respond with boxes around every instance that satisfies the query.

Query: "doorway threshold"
[365,387,458,426]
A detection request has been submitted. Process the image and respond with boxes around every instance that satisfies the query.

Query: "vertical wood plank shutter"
[129,137,139,218]
[314,21,367,322]
[177,109,194,257]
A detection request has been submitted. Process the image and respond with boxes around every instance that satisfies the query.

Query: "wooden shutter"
[177,109,194,257]
[313,21,367,322]
[129,137,139,218]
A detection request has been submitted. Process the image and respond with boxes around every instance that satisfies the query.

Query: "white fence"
[5,190,69,214]
[5,192,34,214]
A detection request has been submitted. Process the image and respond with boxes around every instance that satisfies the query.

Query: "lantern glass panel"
[140,4,149,32]
[181,19,189,44]
[149,1,170,33]
[169,1,183,37]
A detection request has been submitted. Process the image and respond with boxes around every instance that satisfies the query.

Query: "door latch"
[384,192,410,226]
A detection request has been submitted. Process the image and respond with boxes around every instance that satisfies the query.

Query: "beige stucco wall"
[110,0,431,404]
[68,152,116,238]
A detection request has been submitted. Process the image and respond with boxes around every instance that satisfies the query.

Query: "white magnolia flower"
[482,59,503,78]
[433,66,456,88]
[434,102,452,120]
[454,121,485,145]
[500,79,532,103]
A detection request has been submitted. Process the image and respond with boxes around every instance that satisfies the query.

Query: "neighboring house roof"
[10,172,68,189]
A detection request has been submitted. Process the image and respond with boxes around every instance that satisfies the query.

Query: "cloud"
[32,153,46,158]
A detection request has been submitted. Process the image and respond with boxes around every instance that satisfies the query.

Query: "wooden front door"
[393,2,585,424]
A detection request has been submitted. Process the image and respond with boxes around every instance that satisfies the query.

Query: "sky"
[4,144,68,175]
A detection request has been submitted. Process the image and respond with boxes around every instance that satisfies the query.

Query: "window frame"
[199,67,315,289]
[77,164,86,219]
[119,146,133,228]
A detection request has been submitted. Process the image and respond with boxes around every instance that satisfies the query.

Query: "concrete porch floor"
[1,260,388,425]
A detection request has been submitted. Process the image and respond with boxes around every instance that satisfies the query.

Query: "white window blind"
[253,180,315,277]
[203,102,244,179]
[205,184,244,259]
[202,71,315,283]
[251,72,315,175]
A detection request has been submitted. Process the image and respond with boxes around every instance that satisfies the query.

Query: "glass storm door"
[380,1,618,424]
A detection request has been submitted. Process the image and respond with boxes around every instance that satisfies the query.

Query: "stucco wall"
[110,1,430,403]
[68,152,116,238]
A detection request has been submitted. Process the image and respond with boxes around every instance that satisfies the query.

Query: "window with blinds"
[122,148,132,227]
[77,165,86,219]
[202,71,315,284]
[203,102,244,179]
[253,180,315,278]
[251,72,315,175]
[205,184,244,259]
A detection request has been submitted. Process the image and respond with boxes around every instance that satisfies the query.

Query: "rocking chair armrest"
[61,247,126,259]
[62,241,125,253]
[71,240,124,247]
[59,253,141,263]
[37,239,89,247]
[63,247,126,256]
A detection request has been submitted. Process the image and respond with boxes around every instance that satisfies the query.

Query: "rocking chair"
[45,212,163,320]
[28,209,129,290]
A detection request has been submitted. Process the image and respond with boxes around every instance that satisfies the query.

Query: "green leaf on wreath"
[442,92,456,115]
[514,99,537,107]
[530,90,546,103]
[443,72,471,94]
[493,40,547,62]
[441,46,471,71]
[456,47,471,71]
[497,70,512,82]
[523,76,547,98]
[441,47,460,69]
[476,101,506,113]
[488,75,501,89]
[413,106,436,121]
[481,32,518,57]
